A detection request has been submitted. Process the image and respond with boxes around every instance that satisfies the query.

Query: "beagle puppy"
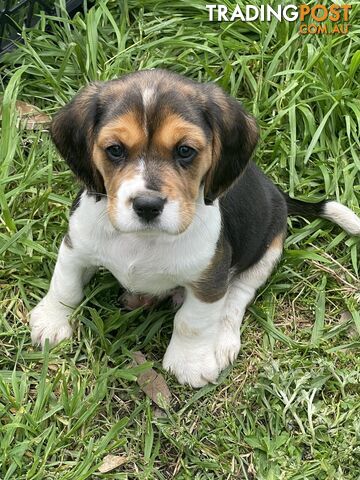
[30,69,360,387]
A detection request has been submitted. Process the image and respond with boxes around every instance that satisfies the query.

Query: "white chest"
[70,194,221,295]
[100,235,205,294]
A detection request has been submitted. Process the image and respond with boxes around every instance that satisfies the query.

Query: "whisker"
[85,191,118,201]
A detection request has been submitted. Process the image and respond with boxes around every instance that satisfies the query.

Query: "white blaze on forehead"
[142,87,155,132]
[117,173,146,205]
[142,87,155,109]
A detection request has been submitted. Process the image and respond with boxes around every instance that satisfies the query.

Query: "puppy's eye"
[175,145,196,165]
[106,144,126,161]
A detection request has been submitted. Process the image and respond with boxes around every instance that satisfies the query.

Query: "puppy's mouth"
[111,220,184,236]
[124,220,171,234]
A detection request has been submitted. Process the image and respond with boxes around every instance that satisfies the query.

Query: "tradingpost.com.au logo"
[206,4,352,34]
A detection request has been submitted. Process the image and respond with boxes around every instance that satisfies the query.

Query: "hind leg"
[215,234,284,370]
[119,287,185,311]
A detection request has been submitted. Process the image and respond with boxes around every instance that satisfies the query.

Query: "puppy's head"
[51,70,258,234]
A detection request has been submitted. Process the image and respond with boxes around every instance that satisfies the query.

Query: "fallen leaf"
[16,100,51,129]
[340,311,358,338]
[153,406,167,418]
[133,351,171,409]
[48,364,59,372]
[0,98,51,130]
[98,454,127,473]
[339,311,352,322]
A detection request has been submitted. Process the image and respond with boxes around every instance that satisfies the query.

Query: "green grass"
[0,1,359,478]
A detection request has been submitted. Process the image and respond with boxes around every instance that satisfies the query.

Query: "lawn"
[0,1,359,478]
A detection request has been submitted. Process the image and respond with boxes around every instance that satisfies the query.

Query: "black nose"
[133,196,166,221]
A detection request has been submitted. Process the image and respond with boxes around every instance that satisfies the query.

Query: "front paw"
[215,327,241,371]
[29,297,73,349]
[163,334,220,388]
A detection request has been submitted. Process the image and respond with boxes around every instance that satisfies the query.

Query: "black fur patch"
[282,193,325,217]
[191,231,231,303]
[70,188,84,215]
[51,83,105,195]
[201,85,259,202]
[221,162,288,274]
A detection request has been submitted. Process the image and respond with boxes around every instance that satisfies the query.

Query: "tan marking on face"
[109,163,140,224]
[160,166,197,232]
[160,144,213,232]
[92,157,140,228]
[92,111,147,223]
[145,113,213,231]
[93,97,215,233]
[92,143,139,190]
[97,112,146,150]
[153,114,207,152]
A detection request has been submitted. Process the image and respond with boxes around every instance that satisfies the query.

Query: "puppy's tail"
[283,193,360,236]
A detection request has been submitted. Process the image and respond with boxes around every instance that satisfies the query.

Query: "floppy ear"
[50,83,105,194]
[203,87,259,204]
